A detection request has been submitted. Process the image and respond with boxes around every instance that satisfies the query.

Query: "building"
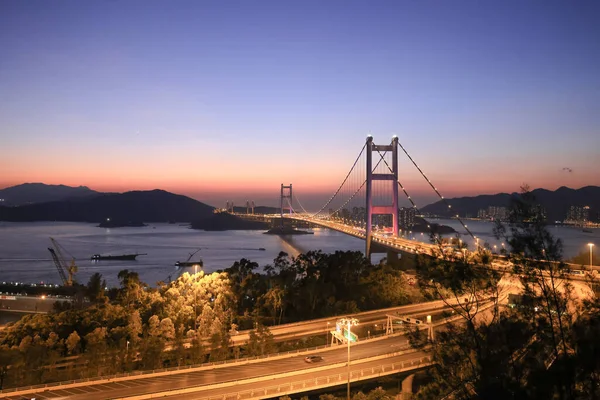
[565,205,590,224]
[399,207,416,229]
[477,206,508,221]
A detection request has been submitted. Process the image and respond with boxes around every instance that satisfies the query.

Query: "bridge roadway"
[4,334,425,400]
[259,213,597,274]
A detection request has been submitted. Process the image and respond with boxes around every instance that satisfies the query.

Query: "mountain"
[0,183,99,206]
[0,189,215,223]
[421,186,600,222]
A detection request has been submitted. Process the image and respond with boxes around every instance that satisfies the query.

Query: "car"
[304,355,323,363]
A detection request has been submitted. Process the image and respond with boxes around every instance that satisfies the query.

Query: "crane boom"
[48,237,77,286]
[48,247,68,285]
[186,248,201,263]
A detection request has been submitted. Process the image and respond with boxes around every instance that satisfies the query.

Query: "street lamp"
[194,264,198,332]
[589,243,594,271]
[338,317,359,400]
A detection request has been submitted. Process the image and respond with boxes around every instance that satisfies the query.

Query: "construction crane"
[48,237,78,286]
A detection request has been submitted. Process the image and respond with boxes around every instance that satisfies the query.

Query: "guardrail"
[0,330,410,396]
[122,355,434,400]
[0,297,469,395]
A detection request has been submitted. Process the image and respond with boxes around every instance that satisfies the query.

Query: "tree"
[494,187,577,398]
[117,269,146,307]
[245,322,275,357]
[66,331,81,355]
[408,187,598,399]
[87,272,107,303]
[262,286,285,324]
[408,228,513,398]
[0,346,20,389]
[84,327,108,377]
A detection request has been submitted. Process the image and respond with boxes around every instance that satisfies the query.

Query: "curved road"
[5,334,418,400]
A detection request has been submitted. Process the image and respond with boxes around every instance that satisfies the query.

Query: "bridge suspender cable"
[311,142,367,218]
[372,147,445,247]
[329,143,390,218]
[292,194,310,214]
[395,141,476,241]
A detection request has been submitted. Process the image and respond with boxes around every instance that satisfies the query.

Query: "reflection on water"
[0,220,597,287]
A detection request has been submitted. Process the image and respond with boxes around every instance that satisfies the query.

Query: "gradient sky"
[1,0,599,209]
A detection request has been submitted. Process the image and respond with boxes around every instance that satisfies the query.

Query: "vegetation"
[0,250,421,389]
[407,187,600,399]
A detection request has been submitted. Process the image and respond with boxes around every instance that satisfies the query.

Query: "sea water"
[0,221,597,287]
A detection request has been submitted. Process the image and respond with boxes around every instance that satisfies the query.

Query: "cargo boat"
[175,260,204,267]
[175,248,202,268]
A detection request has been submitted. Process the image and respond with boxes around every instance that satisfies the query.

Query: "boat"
[583,228,593,233]
[175,248,203,268]
[175,260,204,267]
[91,253,146,261]
[258,248,266,251]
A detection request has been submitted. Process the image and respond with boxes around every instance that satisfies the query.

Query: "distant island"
[412,217,456,234]
[191,212,269,231]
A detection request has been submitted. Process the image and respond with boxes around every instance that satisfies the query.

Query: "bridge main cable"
[311,142,367,218]
[395,140,476,240]
[329,141,392,217]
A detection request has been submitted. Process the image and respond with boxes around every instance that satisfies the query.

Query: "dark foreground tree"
[409,187,599,399]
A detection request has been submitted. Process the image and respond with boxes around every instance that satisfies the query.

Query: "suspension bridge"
[239,136,479,267]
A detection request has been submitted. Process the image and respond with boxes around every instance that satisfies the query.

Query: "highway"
[227,297,460,345]
[4,333,423,400]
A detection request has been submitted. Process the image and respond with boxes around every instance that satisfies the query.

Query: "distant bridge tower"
[366,135,399,257]
[280,184,293,226]
[246,200,255,214]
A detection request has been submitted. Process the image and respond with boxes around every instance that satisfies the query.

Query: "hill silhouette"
[0,183,99,206]
[0,189,214,224]
[421,186,600,222]
[191,212,269,231]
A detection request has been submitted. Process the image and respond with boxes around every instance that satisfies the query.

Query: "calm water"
[0,222,365,287]
[0,220,597,287]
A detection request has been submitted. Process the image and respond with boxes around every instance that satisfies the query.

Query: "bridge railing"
[0,331,406,395]
[166,355,434,400]
[0,296,453,395]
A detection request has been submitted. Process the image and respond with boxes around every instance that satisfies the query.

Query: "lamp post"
[338,317,359,400]
[589,243,594,271]
[194,264,198,332]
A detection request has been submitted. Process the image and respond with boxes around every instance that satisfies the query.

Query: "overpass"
[2,295,489,399]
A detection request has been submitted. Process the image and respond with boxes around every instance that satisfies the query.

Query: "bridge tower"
[280,184,293,226]
[245,200,255,215]
[365,136,399,258]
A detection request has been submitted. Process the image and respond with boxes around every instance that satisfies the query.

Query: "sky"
[1,0,599,209]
